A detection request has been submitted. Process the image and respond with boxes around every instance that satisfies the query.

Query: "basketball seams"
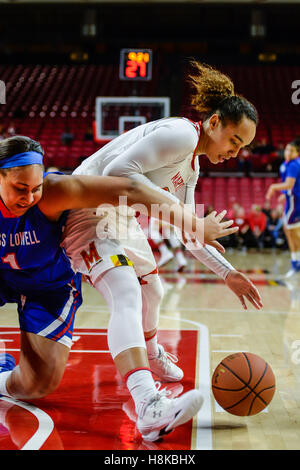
[218,356,272,397]
[216,359,252,390]
[245,353,268,393]
[212,385,247,392]
[248,394,258,415]
[244,354,275,412]
[248,385,275,415]
[212,353,275,415]
[255,385,276,405]
[224,389,253,412]
[242,352,252,385]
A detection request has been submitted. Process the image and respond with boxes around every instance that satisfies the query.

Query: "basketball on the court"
[212,352,275,416]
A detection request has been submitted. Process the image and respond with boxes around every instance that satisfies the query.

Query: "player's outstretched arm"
[39,173,238,251]
[225,270,263,310]
[266,177,295,200]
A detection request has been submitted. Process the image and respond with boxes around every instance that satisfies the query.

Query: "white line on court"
[0,299,291,317]
[211,334,243,337]
[71,350,110,353]
[0,348,110,353]
[0,348,19,352]
[0,396,54,450]
[79,305,289,316]
[212,350,248,353]
[72,332,107,335]
[0,324,212,448]
[0,330,20,333]
[161,314,212,451]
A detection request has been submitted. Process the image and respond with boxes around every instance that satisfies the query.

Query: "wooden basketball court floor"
[0,249,300,451]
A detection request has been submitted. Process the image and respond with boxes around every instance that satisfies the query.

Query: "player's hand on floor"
[225,270,263,310]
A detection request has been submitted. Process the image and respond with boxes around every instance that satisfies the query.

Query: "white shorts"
[61,207,157,283]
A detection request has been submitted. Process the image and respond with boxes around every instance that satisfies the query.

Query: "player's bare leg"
[4,332,70,399]
[142,275,184,382]
[284,226,300,277]
[113,347,150,377]
[94,265,203,440]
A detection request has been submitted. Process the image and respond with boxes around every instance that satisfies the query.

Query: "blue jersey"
[280,157,300,197]
[0,185,76,295]
[280,157,300,227]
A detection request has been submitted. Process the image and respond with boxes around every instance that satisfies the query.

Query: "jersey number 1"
[2,253,21,270]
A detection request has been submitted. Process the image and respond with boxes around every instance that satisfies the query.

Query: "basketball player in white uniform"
[62,63,263,441]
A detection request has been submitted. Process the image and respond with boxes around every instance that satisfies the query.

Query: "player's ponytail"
[187,60,258,126]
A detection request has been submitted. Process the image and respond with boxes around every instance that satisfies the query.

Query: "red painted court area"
[0,327,198,450]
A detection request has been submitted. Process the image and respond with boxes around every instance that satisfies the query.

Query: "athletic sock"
[145,332,159,359]
[291,252,300,270]
[126,369,158,416]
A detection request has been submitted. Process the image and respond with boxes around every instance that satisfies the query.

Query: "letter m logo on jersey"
[0,81,6,104]
[80,241,102,272]
[171,171,184,191]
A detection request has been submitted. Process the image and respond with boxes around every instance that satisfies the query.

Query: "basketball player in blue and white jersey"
[266,141,300,277]
[62,61,263,441]
[0,135,237,442]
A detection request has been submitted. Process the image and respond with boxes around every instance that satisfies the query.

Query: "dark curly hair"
[187,60,259,126]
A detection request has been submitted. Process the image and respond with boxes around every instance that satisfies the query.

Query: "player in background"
[0,135,236,442]
[266,141,300,277]
[62,61,263,440]
[147,217,187,270]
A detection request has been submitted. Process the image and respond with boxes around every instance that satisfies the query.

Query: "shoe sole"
[151,369,184,383]
[141,390,204,442]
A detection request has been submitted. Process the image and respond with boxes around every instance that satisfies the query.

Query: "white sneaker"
[284,268,300,279]
[122,382,184,423]
[157,250,173,268]
[175,251,187,272]
[137,389,203,442]
[149,345,183,382]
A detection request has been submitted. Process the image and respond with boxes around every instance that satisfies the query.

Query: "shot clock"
[120,49,152,81]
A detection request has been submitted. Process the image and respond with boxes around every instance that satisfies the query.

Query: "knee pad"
[94,266,146,359]
[140,273,164,332]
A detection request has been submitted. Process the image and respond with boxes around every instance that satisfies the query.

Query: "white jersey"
[63,116,234,280]
[73,117,201,206]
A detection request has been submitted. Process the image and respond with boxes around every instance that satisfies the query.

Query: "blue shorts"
[0,273,83,348]
[284,194,300,229]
